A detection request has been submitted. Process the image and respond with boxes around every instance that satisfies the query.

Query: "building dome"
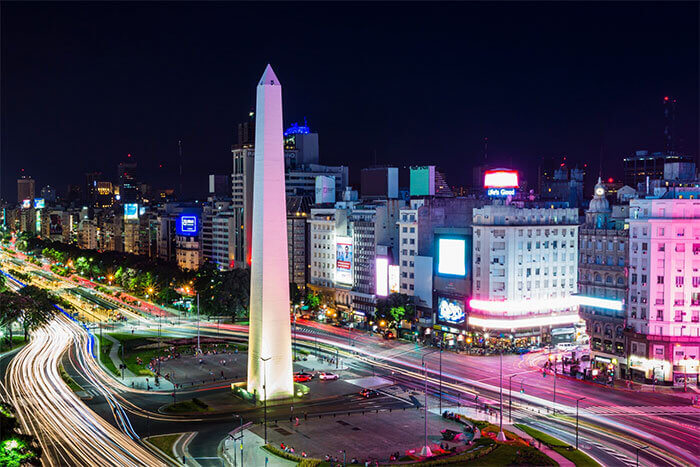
[588,177,610,213]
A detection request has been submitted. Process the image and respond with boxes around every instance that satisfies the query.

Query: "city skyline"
[1,2,698,200]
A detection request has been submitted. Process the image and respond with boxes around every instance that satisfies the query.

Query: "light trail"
[2,315,166,465]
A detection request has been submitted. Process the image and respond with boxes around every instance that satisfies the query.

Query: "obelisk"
[247,64,294,400]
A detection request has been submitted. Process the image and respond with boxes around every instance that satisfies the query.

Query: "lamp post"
[508,375,515,423]
[438,337,443,413]
[421,349,439,457]
[497,349,506,441]
[196,293,201,354]
[576,397,586,450]
[260,356,270,444]
[636,445,649,467]
[553,360,557,415]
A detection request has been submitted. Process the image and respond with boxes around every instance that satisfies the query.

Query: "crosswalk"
[588,441,636,466]
[585,405,700,415]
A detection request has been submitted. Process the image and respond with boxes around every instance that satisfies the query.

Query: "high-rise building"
[208,174,231,199]
[578,179,629,378]
[626,198,700,386]
[231,146,255,268]
[540,164,585,208]
[17,176,35,204]
[85,172,102,205]
[287,196,312,293]
[471,204,579,341]
[623,150,694,189]
[118,158,139,203]
[202,200,236,270]
[40,185,57,203]
[361,167,399,200]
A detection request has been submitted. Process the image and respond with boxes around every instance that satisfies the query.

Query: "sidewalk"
[220,429,295,467]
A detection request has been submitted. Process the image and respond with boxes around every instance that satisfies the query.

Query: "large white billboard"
[376,257,389,297]
[437,238,466,276]
[389,264,400,294]
[335,236,353,285]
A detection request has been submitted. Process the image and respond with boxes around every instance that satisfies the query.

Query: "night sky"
[1,2,698,200]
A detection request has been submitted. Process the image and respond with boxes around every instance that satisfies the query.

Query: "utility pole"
[576,397,586,450]
[421,349,438,457]
[196,293,200,354]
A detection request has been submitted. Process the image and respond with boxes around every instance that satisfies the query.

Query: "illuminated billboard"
[33,198,45,209]
[484,169,519,188]
[176,215,199,236]
[22,199,31,209]
[410,166,435,196]
[389,265,400,294]
[484,169,518,198]
[124,203,139,220]
[437,296,466,325]
[376,257,389,297]
[437,237,467,277]
[335,237,353,285]
[49,214,63,236]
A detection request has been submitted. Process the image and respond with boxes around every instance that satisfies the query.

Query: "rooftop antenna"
[663,96,677,154]
[178,140,183,196]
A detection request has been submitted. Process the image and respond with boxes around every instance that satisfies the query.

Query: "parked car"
[319,372,339,381]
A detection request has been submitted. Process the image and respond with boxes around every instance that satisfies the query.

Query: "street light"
[508,375,515,423]
[497,349,506,441]
[421,349,439,457]
[260,356,271,445]
[636,445,649,467]
[575,397,586,450]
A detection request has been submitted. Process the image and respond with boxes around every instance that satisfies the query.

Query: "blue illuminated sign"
[284,119,311,137]
[176,215,199,236]
[487,188,516,197]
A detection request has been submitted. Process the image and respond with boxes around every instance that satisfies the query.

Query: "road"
[2,249,699,465]
[1,314,166,466]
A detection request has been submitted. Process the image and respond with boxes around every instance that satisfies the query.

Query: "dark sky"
[1,2,698,200]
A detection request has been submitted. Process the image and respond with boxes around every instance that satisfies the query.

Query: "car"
[293,372,313,383]
[359,389,380,398]
[319,372,339,381]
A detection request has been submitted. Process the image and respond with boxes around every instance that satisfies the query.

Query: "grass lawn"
[0,336,27,353]
[59,363,83,392]
[515,424,601,467]
[95,335,119,377]
[145,433,181,463]
[469,443,557,466]
[162,398,212,414]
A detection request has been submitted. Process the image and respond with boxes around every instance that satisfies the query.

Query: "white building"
[471,204,579,338]
[626,198,700,386]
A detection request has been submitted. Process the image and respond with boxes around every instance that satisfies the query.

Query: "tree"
[18,286,58,341]
[305,292,321,311]
[376,293,416,328]
[289,283,302,306]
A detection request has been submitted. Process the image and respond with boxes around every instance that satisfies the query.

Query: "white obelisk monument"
[247,64,294,400]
